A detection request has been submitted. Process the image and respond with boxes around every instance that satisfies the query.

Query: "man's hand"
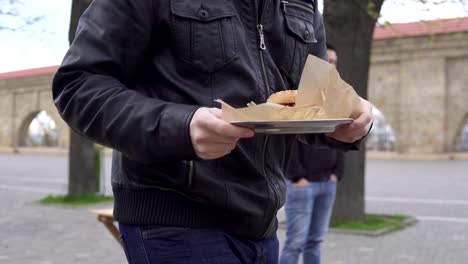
[190,108,254,160]
[330,174,338,182]
[326,97,373,143]
[293,178,309,187]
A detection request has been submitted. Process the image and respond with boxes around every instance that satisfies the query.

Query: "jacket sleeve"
[298,134,362,152]
[333,150,345,180]
[52,0,199,164]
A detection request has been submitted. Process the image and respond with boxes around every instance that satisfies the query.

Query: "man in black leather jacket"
[52,0,373,262]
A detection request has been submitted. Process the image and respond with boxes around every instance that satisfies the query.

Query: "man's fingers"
[351,97,372,119]
[203,111,254,139]
[349,113,373,130]
[190,107,254,160]
[194,142,237,154]
[328,123,371,143]
[335,126,369,139]
[196,150,233,160]
[214,122,254,139]
[194,131,239,144]
[208,108,223,119]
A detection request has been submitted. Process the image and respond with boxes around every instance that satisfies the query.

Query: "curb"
[367,151,468,161]
[329,216,418,237]
[279,215,418,237]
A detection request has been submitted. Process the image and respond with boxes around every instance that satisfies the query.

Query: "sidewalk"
[0,191,125,264]
[2,189,467,264]
[2,156,468,263]
[276,207,468,264]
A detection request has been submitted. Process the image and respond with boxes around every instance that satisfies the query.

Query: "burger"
[266,90,297,107]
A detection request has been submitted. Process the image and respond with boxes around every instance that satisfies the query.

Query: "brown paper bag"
[217,55,360,122]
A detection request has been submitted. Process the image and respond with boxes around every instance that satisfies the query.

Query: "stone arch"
[453,113,468,152]
[38,90,70,148]
[18,111,40,147]
[17,110,60,147]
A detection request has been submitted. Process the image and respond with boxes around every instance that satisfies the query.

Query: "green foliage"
[39,194,113,206]
[367,1,380,20]
[0,0,44,30]
[331,214,409,231]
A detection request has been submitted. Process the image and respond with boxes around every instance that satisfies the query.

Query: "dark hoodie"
[287,140,345,182]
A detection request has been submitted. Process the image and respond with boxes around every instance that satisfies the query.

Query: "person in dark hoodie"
[52,0,373,263]
[280,43,344,264]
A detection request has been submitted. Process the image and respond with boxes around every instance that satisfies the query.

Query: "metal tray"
[231,118,352,134]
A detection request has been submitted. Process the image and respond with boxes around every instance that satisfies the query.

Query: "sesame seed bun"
[266,90,297,106]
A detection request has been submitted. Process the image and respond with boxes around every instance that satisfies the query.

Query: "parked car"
[366,105,396,151]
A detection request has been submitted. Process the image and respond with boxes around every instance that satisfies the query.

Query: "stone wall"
[369,32,468,154]
[0,73,69,150]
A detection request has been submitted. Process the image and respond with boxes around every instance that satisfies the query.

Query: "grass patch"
[331,214,410,232]
[39,194,113,206]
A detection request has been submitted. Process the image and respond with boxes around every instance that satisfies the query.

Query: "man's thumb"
[208,108,223,119]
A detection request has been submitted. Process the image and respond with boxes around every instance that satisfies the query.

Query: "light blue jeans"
[280,180,337,264]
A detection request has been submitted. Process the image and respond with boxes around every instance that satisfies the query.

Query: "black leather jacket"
[52,0,356,240]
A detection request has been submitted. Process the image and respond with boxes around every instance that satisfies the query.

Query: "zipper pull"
[281,0,288,12]
[257,24,266,50]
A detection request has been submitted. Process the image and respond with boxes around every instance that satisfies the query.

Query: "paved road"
[1,153,467,263]
[2,154,467,221]
[0,153,113,196]
[366,160,468,221]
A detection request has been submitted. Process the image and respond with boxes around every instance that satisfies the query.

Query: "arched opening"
[18,110,60,147]
[455,122,468,152]
[366,105,397,152]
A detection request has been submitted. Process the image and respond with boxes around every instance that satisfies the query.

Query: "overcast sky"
[0,0,466,73]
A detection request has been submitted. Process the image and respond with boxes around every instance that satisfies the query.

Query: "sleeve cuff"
[158,104,201,160]
[322,122,374,152]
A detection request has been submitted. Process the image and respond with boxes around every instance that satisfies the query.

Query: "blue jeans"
[279,181,337,264]
[119,224,279,264]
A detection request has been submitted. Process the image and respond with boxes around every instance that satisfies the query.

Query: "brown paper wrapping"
[217,55,360,122]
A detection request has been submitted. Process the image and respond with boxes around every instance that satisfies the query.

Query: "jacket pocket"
[123,158,194,191]
[141,226,190,240]
[170,0,239,73]
[280,0,317,87]
[283,0,317,43]
[184,160,194,189]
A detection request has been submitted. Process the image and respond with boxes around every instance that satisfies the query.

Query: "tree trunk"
[323,0,384,222]
[68,130,97,195]
[67,0,96,195]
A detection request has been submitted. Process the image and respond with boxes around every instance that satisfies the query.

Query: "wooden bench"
[91,208,121,247]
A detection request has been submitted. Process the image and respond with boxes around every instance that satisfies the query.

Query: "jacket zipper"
[259,135,281,239]
[281,0,315,14]
[257,25,270,96]
[256,1,270,97]
[281,139,287,171]
[187,160,194,189]
[255,1,281,239]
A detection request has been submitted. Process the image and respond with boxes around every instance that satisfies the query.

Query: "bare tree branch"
[0,0,44,31]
